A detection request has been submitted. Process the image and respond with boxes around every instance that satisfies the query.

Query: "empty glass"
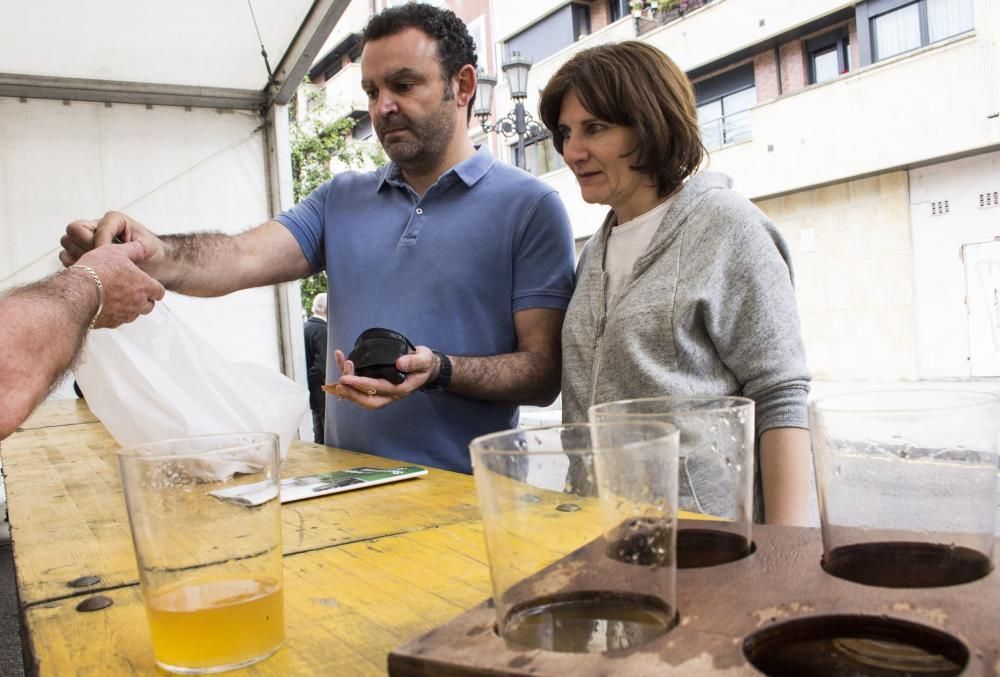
[589,397,755,567]
[809,390,1000,587]
[470,422,679,653]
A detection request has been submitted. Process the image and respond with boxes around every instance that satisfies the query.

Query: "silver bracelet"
[69,264,105,329]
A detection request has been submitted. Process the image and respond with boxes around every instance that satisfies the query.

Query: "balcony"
[703,33,996,199]
[634,0,720,37]
[699,109,752,151]
[322,62,367,116]
[643,0,857,72]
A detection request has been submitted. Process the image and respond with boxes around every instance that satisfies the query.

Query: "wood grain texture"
[23,521,493,676]
[17,399,98,430]
[390,523,1000,676]
[1,404,481,606]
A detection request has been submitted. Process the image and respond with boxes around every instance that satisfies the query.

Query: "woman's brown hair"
[538,41,704,197]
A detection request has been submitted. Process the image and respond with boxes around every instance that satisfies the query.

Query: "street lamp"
[474,52,543,170]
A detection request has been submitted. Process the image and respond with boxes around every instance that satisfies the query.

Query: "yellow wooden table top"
[17,399,98,430]
[5,400,710,676]
[0,403,481,606]
[23,520,493,675]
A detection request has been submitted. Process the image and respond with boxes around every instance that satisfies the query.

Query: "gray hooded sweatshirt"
[561,172,811,519]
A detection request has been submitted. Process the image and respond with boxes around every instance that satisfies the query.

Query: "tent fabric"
[0,1,340,383]
[0,1,315,90]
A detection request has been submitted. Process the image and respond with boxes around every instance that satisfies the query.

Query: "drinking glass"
[809,390,1000,587]
[118,432,285,673]
[590,397,755,567]
[470,422,679,653]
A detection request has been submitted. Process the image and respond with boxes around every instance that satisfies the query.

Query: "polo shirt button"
[415,208,423,215]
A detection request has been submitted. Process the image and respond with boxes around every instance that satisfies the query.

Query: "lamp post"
[474,52,542,170]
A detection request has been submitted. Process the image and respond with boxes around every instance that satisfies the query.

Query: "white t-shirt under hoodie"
[604,197,674,308]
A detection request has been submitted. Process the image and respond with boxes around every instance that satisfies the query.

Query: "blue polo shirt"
[277,146,575,473]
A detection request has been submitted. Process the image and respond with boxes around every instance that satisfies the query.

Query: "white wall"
[709,35,1000,200]
[324,62,367,113]
[316,0,371,58]
[543,168,610,240]
[536,0,1000,239]
[910,150,1000,379]
[0,98,283,372]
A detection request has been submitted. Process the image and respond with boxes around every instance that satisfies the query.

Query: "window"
[694,64,755,151]
[466,17,487,71]
[352,115,374,142]
[504,4,591,63]
[608,0,629,22]
[807,28,851,84]
[872,2,922,60]
[512,134,566,176]
[927,0,974,41]
[867,0,973,63]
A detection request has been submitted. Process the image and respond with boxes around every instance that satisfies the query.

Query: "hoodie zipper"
[588,271,609,408]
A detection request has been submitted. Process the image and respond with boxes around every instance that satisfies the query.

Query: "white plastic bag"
[75,304,308,478]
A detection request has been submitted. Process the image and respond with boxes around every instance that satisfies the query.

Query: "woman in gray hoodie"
[538,41,812,525]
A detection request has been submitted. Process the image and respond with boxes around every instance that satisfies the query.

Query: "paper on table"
[211,466,427,506]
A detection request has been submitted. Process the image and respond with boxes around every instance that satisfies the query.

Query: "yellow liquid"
[144,577,284,670]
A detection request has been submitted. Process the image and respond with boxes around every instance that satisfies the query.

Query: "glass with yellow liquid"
[120,432,285,673]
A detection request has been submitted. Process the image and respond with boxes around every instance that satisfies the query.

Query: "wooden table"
[3,400,495,675]
[4,401,711,675]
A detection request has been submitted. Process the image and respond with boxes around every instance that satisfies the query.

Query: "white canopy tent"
[0,0,350,393]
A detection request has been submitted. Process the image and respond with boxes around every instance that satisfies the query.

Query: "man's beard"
[375,102,456,173]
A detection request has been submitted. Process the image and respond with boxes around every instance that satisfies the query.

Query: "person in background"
[0,242,165,439]
[59,3,575,474]
[304,292,328,444]
[538,41,812,525]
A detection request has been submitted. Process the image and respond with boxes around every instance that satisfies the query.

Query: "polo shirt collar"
[376,145,495,193]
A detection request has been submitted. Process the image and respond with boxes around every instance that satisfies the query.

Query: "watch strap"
[422,351,452,391]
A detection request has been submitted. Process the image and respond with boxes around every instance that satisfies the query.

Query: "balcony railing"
[699,109,751,150]
[635,0,721,36]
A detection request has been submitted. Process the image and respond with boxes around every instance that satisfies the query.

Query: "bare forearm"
[449,351,560,406]
[161,232,241,295]
[160,222,311,296]
[759,427,812,526]
[0,272,94,438]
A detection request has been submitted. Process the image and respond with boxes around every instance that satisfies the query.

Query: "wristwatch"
[421,351,452,391]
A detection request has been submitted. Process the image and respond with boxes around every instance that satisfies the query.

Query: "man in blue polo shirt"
[59,3,576,473]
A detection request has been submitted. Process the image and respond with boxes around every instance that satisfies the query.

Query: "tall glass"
[470,422,679,653]
[589,397,755,568]
[118,432,285,673]
[810,390,1000,588]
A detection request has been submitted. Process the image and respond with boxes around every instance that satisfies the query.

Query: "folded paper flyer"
[211,465,427,507]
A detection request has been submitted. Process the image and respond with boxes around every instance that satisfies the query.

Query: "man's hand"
[326,346,440,410]
[61,211,171,284]
[73,242,166,328]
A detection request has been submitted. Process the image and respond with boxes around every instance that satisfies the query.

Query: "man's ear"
[454,64,477,109]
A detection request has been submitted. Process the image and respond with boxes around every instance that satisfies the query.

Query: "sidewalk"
[809,378,1000,399]
[520,379,1000,530]
[521,379,1000,425]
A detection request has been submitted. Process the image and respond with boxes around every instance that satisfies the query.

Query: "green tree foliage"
[290,82,386,314]
[300,271,328,313]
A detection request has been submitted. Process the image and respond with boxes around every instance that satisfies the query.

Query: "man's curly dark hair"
[362,3,478,120]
